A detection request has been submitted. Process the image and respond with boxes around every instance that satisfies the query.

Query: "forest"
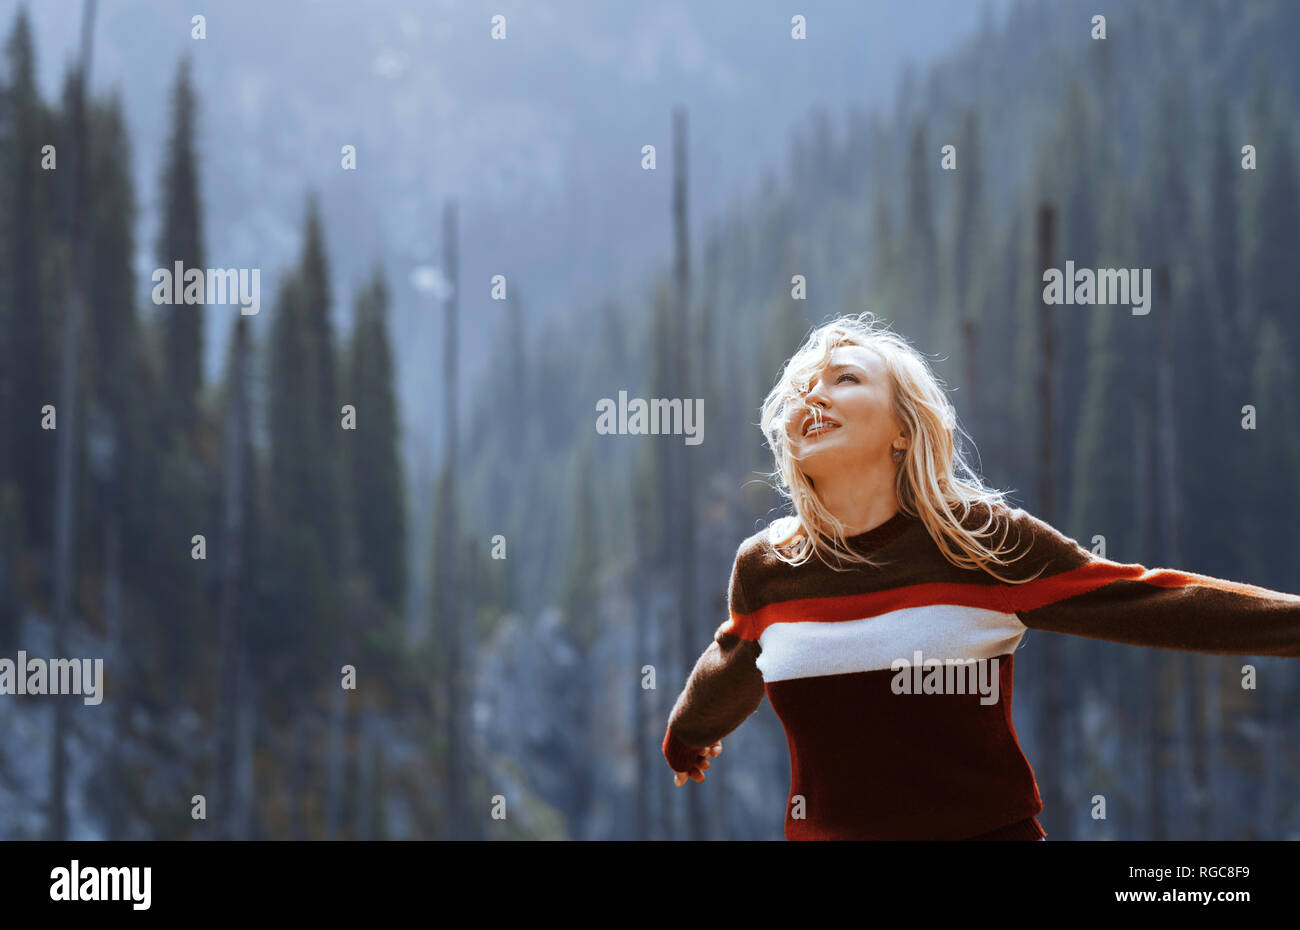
[1,0,1299,840]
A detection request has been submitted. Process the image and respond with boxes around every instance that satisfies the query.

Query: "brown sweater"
[662,501,1300,840]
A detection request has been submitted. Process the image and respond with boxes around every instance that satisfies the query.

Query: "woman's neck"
[813,469,899,536]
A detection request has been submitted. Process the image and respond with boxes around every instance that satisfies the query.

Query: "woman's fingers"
[673,766,709,785]
[673,743,722,785]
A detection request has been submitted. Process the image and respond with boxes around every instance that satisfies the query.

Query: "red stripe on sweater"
[721,561,1300,643]
[724,581,1010,641]
[1002,561,1300,613]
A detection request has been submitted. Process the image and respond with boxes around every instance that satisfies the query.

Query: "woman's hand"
[672,741,723,785]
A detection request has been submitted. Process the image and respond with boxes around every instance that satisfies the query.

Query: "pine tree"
[261,270,331,688]
[561,440,599,838]
[81,92,138,581]
[902,120,938,352]
[1209,96,1239,335]
[346,268,406,620]
[84,92,141,838]
[299,196,344,578]
[213,314,251,839]
[156,56,204,435]
[1042,82,1102,527]
[948,108,986,416]
[2,8,56,548]
[1241,113,1300,361]
[950,109,985,323]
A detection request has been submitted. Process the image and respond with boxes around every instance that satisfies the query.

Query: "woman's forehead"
[795,343,882,398]
[823,343,881,373]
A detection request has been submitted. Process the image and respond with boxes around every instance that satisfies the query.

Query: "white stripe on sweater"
[754,603,1029,683]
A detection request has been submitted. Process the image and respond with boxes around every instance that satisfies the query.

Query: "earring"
[892,447,903,462]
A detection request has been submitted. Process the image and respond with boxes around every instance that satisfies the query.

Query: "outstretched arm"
[662,547,766,776]
[996,506,1300,657]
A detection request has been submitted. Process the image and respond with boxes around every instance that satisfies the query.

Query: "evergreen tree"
[648,281,674,566]
[260,269,333,693]
[263,262,327,827]
[213,313,261,839]
[561,442,599,651]
[299,195,344,578]
[902,121,939,352]
[2,9,55,548]
[80,94,139,581]
[346,268,406,620]
[947,108,986,402]
[950,109,985,323]
[1241,111,1300,357]
[1204,94,1249,574]
[1038,82,1102,527]
[1242,316,1300,586]
[1208,96,1239,334]
[132,58,215,708]
[80,92,147,837]
[156,56,204,435]
[868,190,897,309]
[561,440,599,838]
[1067,175,1141,558]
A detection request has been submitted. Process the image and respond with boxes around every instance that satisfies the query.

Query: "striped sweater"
[662,501,1300,840]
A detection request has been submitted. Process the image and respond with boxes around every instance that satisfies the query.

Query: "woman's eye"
[836,373,859,384]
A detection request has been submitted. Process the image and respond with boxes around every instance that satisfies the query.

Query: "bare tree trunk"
[324,670,346,839]
[671,106,702,841]
[711,586,732,841]
[234,645,255,838]
[654,594,674,841]
[288,705,309,839]
[1258,664,1282,837]
[630,469,653,840]
[326,410,362,841]
[370,725,388,839]
[1154,266,1199,837]
[1204,658,1223,837]
[1034,203,1067,837]
[48,0,98,842]
[1184,659,1207,835]
[1132,389,1165,839]
[215,317,248,840]
[406,447,432,645]
[247,659,267,840]
[632,564,649,840]
[961,317,978,441]
[440,201,465,840]
[103,480,125,838]
[460,536,478,840]
[698,240,732,841]
[354,697,373,840]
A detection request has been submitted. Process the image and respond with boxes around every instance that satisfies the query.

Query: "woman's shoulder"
[764,514,802,549]
[727,517,797,574]
[948,497,1028,535]
[949,498,1092,574]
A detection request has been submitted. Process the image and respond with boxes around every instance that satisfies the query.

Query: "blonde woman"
[662,312,1300,840]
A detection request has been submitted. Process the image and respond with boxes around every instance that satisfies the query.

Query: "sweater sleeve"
[994,506,1300,657]
[662,544,767,774]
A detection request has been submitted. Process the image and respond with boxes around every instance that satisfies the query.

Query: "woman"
[662,312,1300,840]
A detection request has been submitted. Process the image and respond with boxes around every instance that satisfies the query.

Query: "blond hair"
[759,311,1040,583]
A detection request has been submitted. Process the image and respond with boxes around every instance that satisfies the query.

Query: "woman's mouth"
[803,417,840,437]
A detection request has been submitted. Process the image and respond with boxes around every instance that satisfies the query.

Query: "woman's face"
[785,343,903,485]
